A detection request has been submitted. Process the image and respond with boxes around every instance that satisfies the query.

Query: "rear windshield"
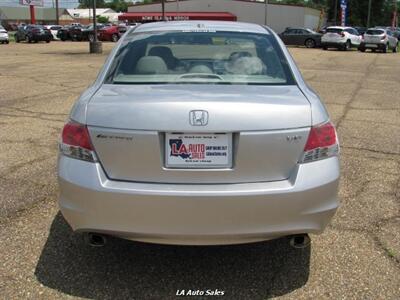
[105,30,295,85]
[326,28,343,34]
[366,29,385,35]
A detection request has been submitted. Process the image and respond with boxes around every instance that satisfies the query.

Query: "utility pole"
[55,0,59,25]
[264,0,268,26]
[162,0,166,21]
[334,0,338,25]
[90,0,102,54]
[367,0,372,28]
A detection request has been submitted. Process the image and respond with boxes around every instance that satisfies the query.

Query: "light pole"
[367,0,372,28]
[162,0,166,21]
[264,0,268,26]
[55,0,59,25]
[334,0,338,25]
[90,0,102,54]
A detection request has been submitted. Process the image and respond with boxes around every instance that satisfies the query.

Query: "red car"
[98,25,120,42]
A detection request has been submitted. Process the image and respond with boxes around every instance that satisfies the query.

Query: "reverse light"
[59,121,96,162]
[300,122,339,163]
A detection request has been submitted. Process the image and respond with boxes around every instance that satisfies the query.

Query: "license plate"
[165,133,232,168]
[366,44,378,48]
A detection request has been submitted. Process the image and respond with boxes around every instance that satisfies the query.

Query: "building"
[65,8,119,25]
[123,0,324,33]
[0,6,68,28]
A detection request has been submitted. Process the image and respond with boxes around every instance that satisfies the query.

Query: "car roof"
[133,21,268,34]
[327,26,353,29]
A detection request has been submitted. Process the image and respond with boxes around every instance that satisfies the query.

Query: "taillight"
[300,122,339,163]
[381,35,387,40]
[59,121,96,162]
[340,32,345,38]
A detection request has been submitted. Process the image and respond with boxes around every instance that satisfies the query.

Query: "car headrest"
[226,57,266,75]
[135,56,168,74]
[188,65,213,74]
[148,46,177,69]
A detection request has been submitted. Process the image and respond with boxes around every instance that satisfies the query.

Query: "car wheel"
[344,40,351,51]
[393,43,398,53]
[15,35,19,43]
[383,43,389,53]
[111,33,119,42]
[88,34,95,42]
[304,39,316,48]
[358,47,366,52]
[26,36,31,43]
[322,46,327,50]
[6,41,9,44]
[46,39,50,43]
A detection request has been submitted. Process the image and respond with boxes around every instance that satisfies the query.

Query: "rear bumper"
[32,34,51,41]
[58,156,340,245]
[359,42,386,50]
[321,41,346,48]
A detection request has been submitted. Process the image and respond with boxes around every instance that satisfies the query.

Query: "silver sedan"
[58,21,340,246]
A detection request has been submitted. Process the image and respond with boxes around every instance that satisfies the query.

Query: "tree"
[78,0,106,9]
[97,15,109,23]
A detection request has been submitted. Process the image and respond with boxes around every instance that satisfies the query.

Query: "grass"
[385,248,397,258]
[8,31,15,42]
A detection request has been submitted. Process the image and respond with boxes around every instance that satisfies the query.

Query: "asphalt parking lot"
[0,42,399,299]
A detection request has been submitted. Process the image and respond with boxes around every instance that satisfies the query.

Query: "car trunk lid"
[86,84,311,184]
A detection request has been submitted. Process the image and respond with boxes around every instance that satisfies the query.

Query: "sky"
[0,0,80,8]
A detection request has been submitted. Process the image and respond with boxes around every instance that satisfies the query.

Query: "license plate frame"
[165,133,232,169]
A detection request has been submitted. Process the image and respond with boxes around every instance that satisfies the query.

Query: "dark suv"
[15,25,52,43]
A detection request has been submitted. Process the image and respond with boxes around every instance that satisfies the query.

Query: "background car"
[279,27,322,48]
[57,24,83,41]
[44,25,62,40]
[354,26,367,35]
[359,28,398,53]
[98,25,120,42]
[0,25,9,44]
[85,24,106,42]
[15,25,52,43]
[321,26,361,50]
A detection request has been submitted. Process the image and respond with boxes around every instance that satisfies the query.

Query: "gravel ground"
[0,42,399,299]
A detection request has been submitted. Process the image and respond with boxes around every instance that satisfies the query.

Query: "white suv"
[359,28,398,53]
[0,25,9,44]
[321,26,362,50]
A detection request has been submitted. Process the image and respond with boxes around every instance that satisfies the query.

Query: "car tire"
[383,43,388,53]
[27,36,32,43]
[6,41,9,44]
[15,35,19,43]
[344,40,351,51]
[392,43,397,53]
[358,47,366,52]
[46,40,50,43]
[322,46,327,50]
[304,39,316,48]
[111,33,119,42]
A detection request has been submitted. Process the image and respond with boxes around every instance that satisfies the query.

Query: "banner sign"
[340,0,347,26]
[20,0,44,6]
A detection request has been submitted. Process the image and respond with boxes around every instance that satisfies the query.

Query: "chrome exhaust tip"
[85,232,107,247]
[289,234,311,249]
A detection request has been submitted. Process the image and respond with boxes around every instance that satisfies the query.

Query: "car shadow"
[35,213,310,299]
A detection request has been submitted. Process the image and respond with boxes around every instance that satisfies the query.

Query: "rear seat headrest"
[135,56,168,74]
